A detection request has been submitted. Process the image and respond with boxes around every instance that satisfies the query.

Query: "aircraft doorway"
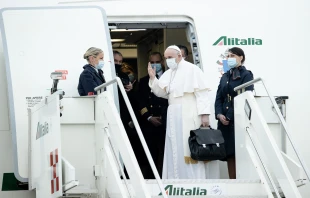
[108,22,206,180]
[109,22,200,81]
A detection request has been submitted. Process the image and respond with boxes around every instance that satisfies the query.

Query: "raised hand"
[147,62,156,80]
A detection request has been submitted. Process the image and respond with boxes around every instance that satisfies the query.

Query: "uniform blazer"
[138,75,168,126]
[78,64,105,96]
[215,66,254,121]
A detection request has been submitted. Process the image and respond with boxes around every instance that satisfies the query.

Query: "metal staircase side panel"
[151,196,268,198]
[234,91,302,198]
[94,91,151,198]
[111,179,269,197]
[246,146,277,197]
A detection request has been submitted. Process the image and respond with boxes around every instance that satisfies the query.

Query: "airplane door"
[0,6,116,182]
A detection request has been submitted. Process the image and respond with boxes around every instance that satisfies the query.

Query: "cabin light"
[111,39,125,42]
[111,29,146,32]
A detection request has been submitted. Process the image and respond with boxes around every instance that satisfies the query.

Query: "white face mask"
[166,58,178,70]
[96,60,104,70]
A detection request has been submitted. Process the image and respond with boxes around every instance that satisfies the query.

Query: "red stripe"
[55,149,58,163]
[53,164,56,178]
[51,180,54,194]
[56,177,59,191]
[50,152,53,166]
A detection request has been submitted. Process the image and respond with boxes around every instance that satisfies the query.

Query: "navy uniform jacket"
[78,64,105,96]
[215,66,254,121]
[138,75,168,127]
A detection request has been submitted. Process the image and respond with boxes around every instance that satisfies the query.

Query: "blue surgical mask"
[96,60,104,70]
[227,58,238,69]
[151,63,162,73]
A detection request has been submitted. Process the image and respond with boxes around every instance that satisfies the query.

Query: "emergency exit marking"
[50,148,59,194]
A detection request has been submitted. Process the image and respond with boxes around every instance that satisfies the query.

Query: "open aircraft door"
[0,6,116,197]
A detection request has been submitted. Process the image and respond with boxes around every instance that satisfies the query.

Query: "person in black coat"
[177,44,189,60]
[138,52,168,179]
[113,51,142,179]
[78,47,105,96]
[215,47,254,179]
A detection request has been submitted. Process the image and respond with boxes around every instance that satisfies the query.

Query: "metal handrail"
[95,77,168,198]
[104,127,132,197]
[234,77,262,94]
[246,127,281,198]
[234,77,310,181]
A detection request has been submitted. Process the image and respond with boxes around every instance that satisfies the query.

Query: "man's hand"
[201,114,210,127]
[148,62,156,80]
[149,116,162,127]
[124,81,135,92]
[218,114,230,125]
[124,82,132,92]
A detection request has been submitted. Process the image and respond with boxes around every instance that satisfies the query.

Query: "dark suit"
[114,65,144,179]
[215,66,254,159]
[78,64,105,96]
[138,75,168,179]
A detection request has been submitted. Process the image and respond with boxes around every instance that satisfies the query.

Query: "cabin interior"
[109,22,196,80]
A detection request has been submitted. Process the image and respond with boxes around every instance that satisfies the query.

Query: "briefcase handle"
[199,126,213,130]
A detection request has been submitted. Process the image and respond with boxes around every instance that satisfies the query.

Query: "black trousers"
[122,123,166,179]
[138,124,166,179]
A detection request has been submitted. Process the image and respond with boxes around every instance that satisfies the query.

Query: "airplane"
[0,0,309,197]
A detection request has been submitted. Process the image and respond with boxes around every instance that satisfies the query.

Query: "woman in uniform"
[215,47,254,179]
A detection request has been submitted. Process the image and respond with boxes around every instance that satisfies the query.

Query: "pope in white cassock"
[148,45,220,179]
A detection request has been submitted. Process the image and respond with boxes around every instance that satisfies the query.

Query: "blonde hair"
[121,62,135,75]
[83,47,103,63]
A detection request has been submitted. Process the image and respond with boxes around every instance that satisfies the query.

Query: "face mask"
[128,74,135,83]
[114,64,121,74]
[166,58,178,70]
[96,60,104,70]
[227,58,238,69]
[151,63,162,73]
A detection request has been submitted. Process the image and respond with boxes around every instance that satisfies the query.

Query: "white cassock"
[149,59,220,179]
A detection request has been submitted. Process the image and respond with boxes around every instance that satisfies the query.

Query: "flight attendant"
[78,47,105,96]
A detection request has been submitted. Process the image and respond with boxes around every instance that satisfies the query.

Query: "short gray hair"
[83,47,103,62]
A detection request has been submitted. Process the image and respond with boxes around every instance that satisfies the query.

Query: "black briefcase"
[188,127,226,161]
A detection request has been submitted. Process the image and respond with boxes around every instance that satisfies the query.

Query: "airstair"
[25,77,309,198]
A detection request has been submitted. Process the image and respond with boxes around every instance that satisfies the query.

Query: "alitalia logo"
[213,36,262,46]
[159,185,207,196]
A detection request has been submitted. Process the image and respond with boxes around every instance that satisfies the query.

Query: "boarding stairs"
[28,77,309,198]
